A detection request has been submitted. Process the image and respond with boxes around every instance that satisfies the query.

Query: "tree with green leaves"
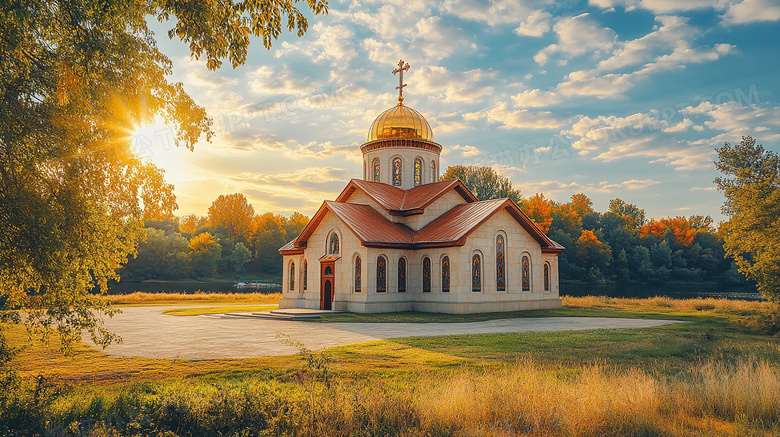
[716,136,780,299]
[231,242,251,274]
[0,0,328,356]
[441,165,522,203]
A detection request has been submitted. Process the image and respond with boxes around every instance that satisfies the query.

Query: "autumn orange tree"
[208,194,256,244]
[0,0,328,354]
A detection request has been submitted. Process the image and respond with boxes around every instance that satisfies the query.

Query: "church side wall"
[412,209,561,314]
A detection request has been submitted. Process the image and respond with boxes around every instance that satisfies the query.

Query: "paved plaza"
[84,305,683,360]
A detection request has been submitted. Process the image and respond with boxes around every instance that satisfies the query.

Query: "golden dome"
[367,103,434,142]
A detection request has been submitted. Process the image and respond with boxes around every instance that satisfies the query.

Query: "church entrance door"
[320,262,335,310]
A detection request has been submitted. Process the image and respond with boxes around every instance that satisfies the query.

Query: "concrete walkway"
[84,305,683,360]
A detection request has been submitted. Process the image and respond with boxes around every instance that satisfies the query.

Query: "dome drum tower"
[361,60,442,190]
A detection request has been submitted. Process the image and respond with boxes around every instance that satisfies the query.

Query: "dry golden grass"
[100,291,281,306]
[415,359,780,436]
[563,295,771,313]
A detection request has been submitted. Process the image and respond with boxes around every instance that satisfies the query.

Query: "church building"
[279,61,563,313]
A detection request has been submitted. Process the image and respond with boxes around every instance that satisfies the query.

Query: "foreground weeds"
[3,359,778,437]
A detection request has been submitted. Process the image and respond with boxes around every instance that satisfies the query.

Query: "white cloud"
[535,13,617,66]
[511,89,561,107]
[663,118,694,133]
[274,23,358,67]
[465,102,568,130]
[440,0,537,26]
[414,17,474,60]
[514,10,552,37]
[444,144,482,157]
[590,0,731,14]
[411,66,496,102]
[723,0,780,23]
[247,66,314,96]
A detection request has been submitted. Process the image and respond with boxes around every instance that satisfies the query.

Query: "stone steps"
[220,309,343,320]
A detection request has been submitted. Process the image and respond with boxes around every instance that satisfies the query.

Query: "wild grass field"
[2,294,779,436]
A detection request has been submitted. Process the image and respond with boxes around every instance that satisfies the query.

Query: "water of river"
[562,282,762,300]
[108,281,282,294]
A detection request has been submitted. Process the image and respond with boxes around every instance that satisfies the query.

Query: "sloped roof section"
[325,201,414,246]
[414,198,507,246]
[281,196,564,254]
[336,179,478,216]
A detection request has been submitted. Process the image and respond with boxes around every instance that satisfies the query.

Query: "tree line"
[443,166,747,285]
[119,194,309,281]
[125,162,755,287]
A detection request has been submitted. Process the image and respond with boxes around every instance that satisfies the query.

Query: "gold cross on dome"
[393,60,411,103]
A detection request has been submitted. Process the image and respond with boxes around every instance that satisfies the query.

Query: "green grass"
[161,304,278,316]
[3,295,780,436]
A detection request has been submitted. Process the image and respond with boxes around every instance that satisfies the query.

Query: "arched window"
[373,158,380,182]
[324,265,332,275]
[329,233,339,254]
[441,256,450,292]
[376,255,387,292]
[472,254,481,292]
[496,235,506,291]
[422,257,431,293]
[544,262,550,292]
[303,260,307,291]
[431,161,436,183]
[522,255,531,291]
[355,255,361,293]
[289,261,295,291]
[398,257,407,293]
[392,157,402,186]
[414,157,423,186]
[363,161,366,180]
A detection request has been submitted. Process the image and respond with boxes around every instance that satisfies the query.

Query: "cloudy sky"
[133,0,780,222]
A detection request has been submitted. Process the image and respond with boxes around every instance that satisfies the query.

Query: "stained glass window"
[472,254,481,292]
[522,256,530,291]
[398,257,407,293]
[544,262,550,292]
[373,158,380,182]
[329,233,339,254]
[496,235,506,291]
[303,260,307,291]
[414,158,422,186]
[377,256,387,292]
[442,256,450,292]
[289,262,295,291]
[392,157,402,186]
[422,257,431,293]
[355,255,361,293]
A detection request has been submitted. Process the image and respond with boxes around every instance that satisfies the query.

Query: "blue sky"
[133,0,780,223]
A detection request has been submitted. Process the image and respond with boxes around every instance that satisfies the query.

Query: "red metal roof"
[336,179,478,216]
[280,193,564,253]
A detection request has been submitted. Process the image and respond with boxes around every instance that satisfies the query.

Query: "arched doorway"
[323,280,332,310]
[320,261,335,310]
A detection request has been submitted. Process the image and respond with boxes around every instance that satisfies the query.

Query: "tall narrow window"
[392,157,402,186]
[289,261,295,291]
[472,254,481,292]
[329,233,339,254]
[377,256,387,292]
[522,255,530,291]
[544,262,550,292]
[441,256,450,292]
[398,257,407,293]
[431,161,436,183]
[303,260,307,291]
[355,255,362,293]
[496,235,506,291]
[373,158,380,182]
[422,257,431,293]
[414,158,422,186]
